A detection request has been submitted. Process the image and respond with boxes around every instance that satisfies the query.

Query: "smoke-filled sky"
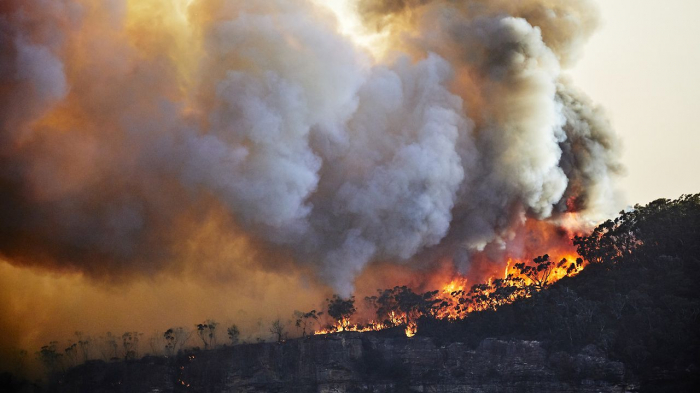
[1,0,691,373]
[570,0,700,205]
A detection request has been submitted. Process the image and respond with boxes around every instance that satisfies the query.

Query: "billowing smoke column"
[0,0,622,296]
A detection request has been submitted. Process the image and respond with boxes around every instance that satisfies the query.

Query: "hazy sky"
[571,0,700,205]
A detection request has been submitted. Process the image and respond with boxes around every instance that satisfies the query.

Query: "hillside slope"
[17,194,700,393]
[420,194,700,392]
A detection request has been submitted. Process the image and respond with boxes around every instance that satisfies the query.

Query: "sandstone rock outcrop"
[56,333,633,392]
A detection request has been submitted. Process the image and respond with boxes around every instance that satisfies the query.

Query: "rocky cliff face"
[56,333,633,392]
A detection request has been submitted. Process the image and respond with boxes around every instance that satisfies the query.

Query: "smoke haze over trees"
[0,0,624,374]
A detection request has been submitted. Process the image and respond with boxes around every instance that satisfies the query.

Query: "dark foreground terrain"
[52,333,630,393]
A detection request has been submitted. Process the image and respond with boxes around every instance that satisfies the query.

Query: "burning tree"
[326,295,356,330]
[489,277,529,305]
[512,254,555,291]
[312,250,589,337]
[431,274,528,317]
[366,286,438,327]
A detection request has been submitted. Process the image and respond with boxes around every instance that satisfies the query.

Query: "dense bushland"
[419,194,700,391]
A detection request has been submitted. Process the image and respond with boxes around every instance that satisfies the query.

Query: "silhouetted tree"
[121,332,142,360]
[573,195,700,265]
[513,254,554,291]
[227,324,240,345]
[196,320,218,349]
[164,327,189,355]
[64,342,78,367]
[37,341,62,375]
[269,319,286,343]
[75,331,90,362]
[294,310,322,336]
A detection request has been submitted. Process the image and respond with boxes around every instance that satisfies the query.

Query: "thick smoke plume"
[0,0,622,299]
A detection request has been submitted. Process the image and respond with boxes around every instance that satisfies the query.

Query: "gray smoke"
[0,0,622,295]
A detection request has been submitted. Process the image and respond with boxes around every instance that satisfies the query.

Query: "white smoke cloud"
[0,0,622,295]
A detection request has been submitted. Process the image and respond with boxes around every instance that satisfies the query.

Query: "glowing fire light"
[405,321,418,338]
[314,251,588,337]
[313,218,590,337]
[314,319,389,335]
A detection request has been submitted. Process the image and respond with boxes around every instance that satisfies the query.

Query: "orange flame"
[314,252,586,337]
[404,321,417,337]
[314,218,590,337]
